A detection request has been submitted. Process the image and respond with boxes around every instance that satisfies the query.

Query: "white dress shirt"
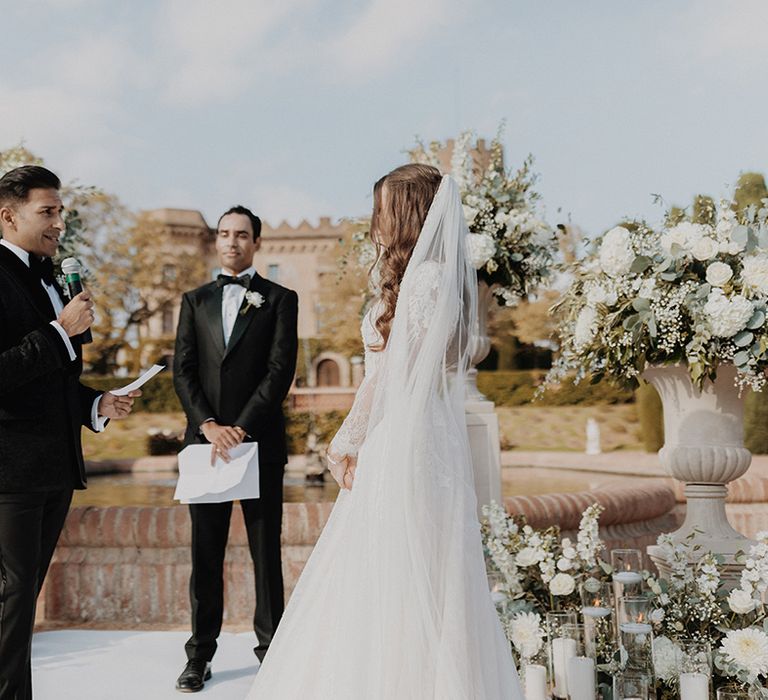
[0,239,107,431]
[222,266,255,346]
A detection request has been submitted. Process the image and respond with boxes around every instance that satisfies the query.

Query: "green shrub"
[83,373,182,413]
[635,381,664,452]
[286,411,346,454]
[745,389,768,454]
[477,370,633,407]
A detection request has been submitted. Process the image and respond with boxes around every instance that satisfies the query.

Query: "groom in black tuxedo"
[0,166,139,700]
[173,205,298,692]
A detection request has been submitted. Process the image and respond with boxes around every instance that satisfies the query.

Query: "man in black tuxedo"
[173,205,298,692]
[0,166,139,700]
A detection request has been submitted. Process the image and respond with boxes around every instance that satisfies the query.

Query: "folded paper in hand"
[173,442,259,504]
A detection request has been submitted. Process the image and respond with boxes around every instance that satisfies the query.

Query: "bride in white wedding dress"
[247,164,522,699]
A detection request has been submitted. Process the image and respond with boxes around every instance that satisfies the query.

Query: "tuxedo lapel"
[224,274,268,358]
[203,285,226,357]
[0,246,57,321]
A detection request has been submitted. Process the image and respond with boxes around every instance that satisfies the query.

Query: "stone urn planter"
[643,364,754,580]
[466,280,494,403]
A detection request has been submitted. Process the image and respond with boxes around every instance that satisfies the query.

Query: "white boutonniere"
[240,290,265,316]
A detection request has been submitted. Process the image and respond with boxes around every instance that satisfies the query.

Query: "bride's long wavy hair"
[369,163,443,350]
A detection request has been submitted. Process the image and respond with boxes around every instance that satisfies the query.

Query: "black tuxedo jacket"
[0,246,99,492]
[173,273,298,466]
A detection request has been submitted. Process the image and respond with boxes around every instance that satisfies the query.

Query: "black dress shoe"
[176,660,212,693]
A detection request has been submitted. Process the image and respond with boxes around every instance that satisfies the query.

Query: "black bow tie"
[30,255,55,286]
[217,273,251,289]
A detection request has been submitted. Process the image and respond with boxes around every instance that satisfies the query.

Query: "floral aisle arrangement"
[482,503,768,698]
[644,533,768,698]
[546,198,768,391]
[411,129,557,307]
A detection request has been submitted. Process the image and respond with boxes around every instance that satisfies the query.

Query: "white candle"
[679,672,708,700]
[523,663,547,700]
[619,622,652,634]
[582,606,611,618]
[566,656,595,700]
[551,636,577,698]
[613,571,643,585]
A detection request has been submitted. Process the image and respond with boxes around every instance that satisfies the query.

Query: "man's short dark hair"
[217,205,261,240]
[0,166,61,208]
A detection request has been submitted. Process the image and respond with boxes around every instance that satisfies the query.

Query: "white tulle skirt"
[247,409,522,699]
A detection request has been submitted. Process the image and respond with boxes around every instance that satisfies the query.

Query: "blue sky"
[2,0,767,236]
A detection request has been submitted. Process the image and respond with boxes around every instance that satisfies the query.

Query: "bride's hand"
[327,450,349,488]
[342,456,358,491]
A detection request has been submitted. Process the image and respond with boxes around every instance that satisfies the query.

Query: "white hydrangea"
[727,588,757,614]
[742,254,768,296]
[652,636,684,681]
[574,306,599,349]
[463,205,479,226]
[466,232,496,270]
[660,221,708,256]
[703,289,753,338]
[598,226,635,277]
[705,261,733,287]
[638,278,657,299]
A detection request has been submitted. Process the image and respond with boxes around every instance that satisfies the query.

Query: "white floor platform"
[32,630,260,699]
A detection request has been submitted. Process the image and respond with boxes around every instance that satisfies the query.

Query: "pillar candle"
[679,672,708,700]
[551,636,578,698]
[523,663,547,700]
[613,571,643,585]
[566,656,595,700]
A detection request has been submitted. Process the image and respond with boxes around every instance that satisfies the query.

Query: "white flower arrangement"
[547,197,768,391]
[643,533,768,698]
[411,128,556,307]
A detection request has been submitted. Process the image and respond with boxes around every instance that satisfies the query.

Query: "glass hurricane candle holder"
[613,671,651,700]
[611,549,643,631]
[545,613,579,700]
[580,580,614,659]
[618,596,653,676]
[678,639,711,700]
[716,686,752,700]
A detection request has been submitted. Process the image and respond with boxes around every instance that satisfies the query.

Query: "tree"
[734,172,768,212]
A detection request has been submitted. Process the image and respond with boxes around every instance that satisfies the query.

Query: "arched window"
[316,359,341,387]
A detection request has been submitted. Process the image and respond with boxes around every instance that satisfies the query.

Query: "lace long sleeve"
[329,263,442,457]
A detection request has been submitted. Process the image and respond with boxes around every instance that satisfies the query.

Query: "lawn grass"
[82,413,186,461]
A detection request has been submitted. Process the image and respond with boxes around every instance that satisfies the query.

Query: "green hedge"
[286,411,346,455]
[745,390,768,454]
[477,370,633,407]
[83,373,182,413]
[635,382,664,452]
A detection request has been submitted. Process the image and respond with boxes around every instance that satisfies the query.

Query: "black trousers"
[185,464,284,663]
[0,489,72,700]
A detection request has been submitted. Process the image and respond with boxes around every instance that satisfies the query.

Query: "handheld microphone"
[61,258,93,344]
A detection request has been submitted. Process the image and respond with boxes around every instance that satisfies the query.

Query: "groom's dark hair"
[218,205,262,240]
[0,166,61,207]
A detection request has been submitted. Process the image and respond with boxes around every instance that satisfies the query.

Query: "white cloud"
[324,0,465,77]
[154,0,313,105]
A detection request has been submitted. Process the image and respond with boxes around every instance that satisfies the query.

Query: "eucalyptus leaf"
[632,298,651,312]
[732,224,749,246]
[646,315,657,338]
[733,350,751,367]
[747,309,766,330]
[734,330,754,347]
[622,313,642,331]
[660,271,679,281]
[510,253,524,262]
[630,255,652,274]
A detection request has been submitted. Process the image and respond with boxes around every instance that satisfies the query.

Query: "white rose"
[466,232,495,270]
[549,572,576,596]
[556,558,573,572]
[599,226,635,277]
[706,261,733,287]
[703,289,754,337]
[727,588,757,614]
[649,608,665,624]
[563,546,577,559]
[516,547,540,567]
[691,236,718,261]
[463,205,479,226]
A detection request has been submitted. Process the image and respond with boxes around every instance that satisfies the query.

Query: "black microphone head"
[61,258,81,276]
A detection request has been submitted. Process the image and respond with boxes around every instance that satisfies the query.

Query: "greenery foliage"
[635,381,665,452]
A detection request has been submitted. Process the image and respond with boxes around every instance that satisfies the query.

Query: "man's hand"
[98,390,141,419]
[201,421,246,465]
[57,291,95,337]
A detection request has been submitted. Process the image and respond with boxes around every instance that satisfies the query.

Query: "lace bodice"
[329,262,442,456]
